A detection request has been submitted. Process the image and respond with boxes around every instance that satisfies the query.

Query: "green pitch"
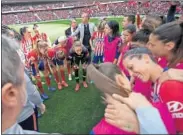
[10,17,123,134]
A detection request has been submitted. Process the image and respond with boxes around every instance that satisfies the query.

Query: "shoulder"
[160,80,183,89]
[89,22,95,26]
[65,27,71,32]
[160,80,183,100]
[48,47,55,52]
[78,23,83,27]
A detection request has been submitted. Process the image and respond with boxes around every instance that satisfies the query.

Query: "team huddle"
[22,30,91,99]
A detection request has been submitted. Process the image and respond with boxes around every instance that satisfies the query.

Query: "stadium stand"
[2,1,183,25]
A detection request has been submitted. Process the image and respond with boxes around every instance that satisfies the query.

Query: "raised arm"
[166,3,177,23]
[71,25,80,37]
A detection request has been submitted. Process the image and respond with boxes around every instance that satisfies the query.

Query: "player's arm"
[90,32,96,51]
[166,2,177,23]
[34,61,41,76]
[159,69,183,84]
[113,39,122,64]
[27,54,40,78]
[117,53,122,66]
[67,49,74,62]
[71,25,80,37]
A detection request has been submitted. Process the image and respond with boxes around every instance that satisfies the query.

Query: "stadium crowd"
[2,1,183,25]
[2,0,183,135]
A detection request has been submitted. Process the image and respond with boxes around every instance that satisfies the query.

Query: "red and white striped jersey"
[91,31,105,56]
[21,37,33,58]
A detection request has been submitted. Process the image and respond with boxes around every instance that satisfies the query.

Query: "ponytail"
[169,21,183,67]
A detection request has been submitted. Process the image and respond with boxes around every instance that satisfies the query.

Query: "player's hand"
[30,56,35,61]
[39,103,46,114]
[112,92,152,110]
[104,95,139,133]
[115,72,131,92]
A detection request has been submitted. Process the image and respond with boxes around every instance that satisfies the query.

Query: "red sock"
[37,81,44,94]
[45,76,51,86]
[67,63,71,74]
[60,70,65,82]
[53,71,60,83]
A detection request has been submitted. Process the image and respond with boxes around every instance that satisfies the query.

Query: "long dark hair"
[107,20,120,37]
[152,21,183,67]
[20,26,28,37]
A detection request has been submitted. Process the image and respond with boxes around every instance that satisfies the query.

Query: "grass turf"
[10,17,123,134]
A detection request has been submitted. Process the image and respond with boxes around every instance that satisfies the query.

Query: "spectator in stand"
[72,12,97,63]
[2,1,183,25]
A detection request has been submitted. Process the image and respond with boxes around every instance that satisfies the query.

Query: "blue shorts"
[92,55,103,64]
[52,58,64,66]
[31,60,45,76]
